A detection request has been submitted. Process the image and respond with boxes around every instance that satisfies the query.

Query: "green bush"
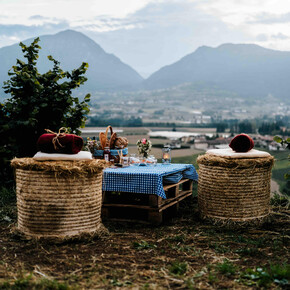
[0,38,90,184]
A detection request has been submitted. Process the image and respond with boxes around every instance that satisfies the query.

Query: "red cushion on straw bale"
[37,133,83,154]
[229,133,254,153]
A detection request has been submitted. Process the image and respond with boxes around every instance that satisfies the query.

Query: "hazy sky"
[1,0,290,77]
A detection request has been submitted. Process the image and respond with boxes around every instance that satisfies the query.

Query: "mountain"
[2,34,290,101]
[144,43,290,100]
[0,30,143,96]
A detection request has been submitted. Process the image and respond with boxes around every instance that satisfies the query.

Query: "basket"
[93,148,128,163]
[197,151,274,225]
[96,125,128,163]
[11,158,108,240]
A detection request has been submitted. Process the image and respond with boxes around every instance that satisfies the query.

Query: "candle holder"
[162,146,171,164]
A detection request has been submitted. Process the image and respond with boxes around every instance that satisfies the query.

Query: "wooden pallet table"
[102,178,193,224]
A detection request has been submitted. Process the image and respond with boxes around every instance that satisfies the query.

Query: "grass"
[0,150,289,289]
[215,259,237,276]
[0,273,70,290]
[1,193,289,289]
[0,186,16,207]
[270,193,290,209]
[0,186,16,223]
[171,153,200,168]
[262,149,289,193]
[132,240,157,250]
[169,261,188,276]
[240,263,290,288]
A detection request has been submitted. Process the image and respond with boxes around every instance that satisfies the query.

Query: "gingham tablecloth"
[103,163,198,199]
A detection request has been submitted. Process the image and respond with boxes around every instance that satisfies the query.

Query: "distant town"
[85,87,290,143]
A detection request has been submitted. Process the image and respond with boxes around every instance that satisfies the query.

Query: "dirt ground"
[0,195,289,289]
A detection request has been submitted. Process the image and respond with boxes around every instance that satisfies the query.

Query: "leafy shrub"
[0,38,90,184]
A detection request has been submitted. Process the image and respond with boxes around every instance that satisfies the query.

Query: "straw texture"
[197,154,274,224]
[12,158,108,239]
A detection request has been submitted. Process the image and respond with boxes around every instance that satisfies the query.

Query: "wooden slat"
[159,191,192,211]
[102,203,151,210]
[102,218,152,224]
[163,178,190,190]
[101,178,194,224]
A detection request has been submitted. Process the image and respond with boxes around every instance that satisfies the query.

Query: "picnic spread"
[102,164,197,224]
[103,163,198,199]
[11,127,276,237]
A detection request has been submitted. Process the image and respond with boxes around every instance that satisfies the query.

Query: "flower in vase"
[86,137,101,154]
[136,138,152,158]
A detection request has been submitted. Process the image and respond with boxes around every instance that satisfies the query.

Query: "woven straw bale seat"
[11,158,108,240]
[197,149,274,225]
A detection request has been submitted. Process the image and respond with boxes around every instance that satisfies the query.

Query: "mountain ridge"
[1,30,290,101]
[144,43,290,100]
[0,29,143,96]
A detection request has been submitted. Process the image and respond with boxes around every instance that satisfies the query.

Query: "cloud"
[0,21,70,47]
[0,0,154,26]
[250,12,290,24]
[82,0,249,76]
[71,16,145,32]
[256,32,289,43]
[29,15,46,20]
[271,33,290,40]
[256,34,268,42]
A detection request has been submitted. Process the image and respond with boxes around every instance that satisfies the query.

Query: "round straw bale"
[197,153,274,225]
[11,158,109,240]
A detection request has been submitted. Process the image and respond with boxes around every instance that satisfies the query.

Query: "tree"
[238,121,255,134]
[216,122,227,133]
[0,38,90,183]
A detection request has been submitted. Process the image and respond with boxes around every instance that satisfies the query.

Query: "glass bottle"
[103,147,111,162]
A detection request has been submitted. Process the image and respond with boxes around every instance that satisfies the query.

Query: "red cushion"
[37,133,83,154]
[229,134,254,152]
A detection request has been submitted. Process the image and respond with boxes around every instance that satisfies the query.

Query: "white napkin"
[33,151,93,161]
[206,148,271,158]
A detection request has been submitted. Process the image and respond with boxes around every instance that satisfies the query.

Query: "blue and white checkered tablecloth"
[103,163,198,199]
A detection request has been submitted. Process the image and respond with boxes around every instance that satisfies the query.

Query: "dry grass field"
[0,194,289,289]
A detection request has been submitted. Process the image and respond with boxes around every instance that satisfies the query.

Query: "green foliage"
[215,259,236,276]
[133,240,157,250]
[0,186,16,207]
[274,136,290,150]
[240,264,290,288]
[0,274,70,289]
[259,121,284,135]
[0,38,90,183]
[238,121,255,133]
[166,234,186,243]
[216,122,227,133]
[169,261,188,276]
[273,136,290,195]
[171,153,200,169]
[270,193,290,208]
[110,279,132,287]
